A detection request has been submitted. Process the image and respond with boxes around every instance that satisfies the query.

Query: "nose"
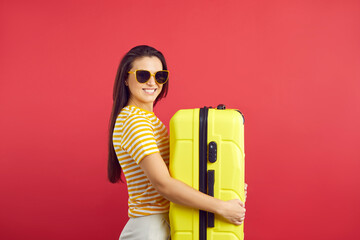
[146,74,157,86]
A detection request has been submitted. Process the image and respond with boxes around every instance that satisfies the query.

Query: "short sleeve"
[120,114,160,164]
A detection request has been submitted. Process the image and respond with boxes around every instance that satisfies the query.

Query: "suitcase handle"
[217,104,226,109]
[207,170,215,227]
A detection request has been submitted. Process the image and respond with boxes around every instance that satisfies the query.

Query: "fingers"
[235,215,245,225]
[244,183,248,203]
[235,200,246,220]
[222,199,246,226]
[237,199,245,208]
[232,219,244,225]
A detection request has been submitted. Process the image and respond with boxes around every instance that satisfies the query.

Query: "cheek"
[128,80,142,94]
[158,84,164,93]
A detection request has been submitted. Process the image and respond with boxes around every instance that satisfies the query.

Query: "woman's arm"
[139,152,246,225]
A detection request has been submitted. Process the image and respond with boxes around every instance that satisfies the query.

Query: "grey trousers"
[119,213,170,240]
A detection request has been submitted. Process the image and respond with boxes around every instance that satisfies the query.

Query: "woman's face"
[126,56,164,110]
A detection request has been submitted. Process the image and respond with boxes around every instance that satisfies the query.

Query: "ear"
[124,81,128,86]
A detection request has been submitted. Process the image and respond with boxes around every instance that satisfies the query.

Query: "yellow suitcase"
[169,105,245,240]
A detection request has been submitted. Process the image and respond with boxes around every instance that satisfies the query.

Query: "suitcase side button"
[208,141,217,163]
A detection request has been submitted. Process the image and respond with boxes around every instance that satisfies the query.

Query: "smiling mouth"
[143,88,157,94]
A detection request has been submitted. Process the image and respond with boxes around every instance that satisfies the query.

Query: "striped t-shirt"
[113,105,170,217]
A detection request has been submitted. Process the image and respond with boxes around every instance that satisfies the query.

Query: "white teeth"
[144,89,156,93]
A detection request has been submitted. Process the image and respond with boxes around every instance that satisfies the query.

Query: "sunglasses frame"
[128,70,169,85]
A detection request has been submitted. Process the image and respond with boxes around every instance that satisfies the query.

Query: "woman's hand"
[218,199,246,225]
[245,183,248,204]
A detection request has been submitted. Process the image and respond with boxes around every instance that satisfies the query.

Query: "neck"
[127,99,154,112]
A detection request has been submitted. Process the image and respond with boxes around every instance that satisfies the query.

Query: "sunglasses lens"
[136,70,150,83]
[155,71,169,84]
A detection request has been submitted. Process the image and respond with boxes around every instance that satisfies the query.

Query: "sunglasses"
[128,70,169,84]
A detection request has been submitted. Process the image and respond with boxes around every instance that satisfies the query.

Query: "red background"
[1,0,359,239]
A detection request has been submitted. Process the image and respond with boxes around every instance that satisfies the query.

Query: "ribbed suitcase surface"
[169,106,245,240]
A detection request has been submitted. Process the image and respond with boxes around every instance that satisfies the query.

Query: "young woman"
[108,45,246,240]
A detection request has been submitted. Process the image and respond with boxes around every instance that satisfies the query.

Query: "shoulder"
[118,106,154,129]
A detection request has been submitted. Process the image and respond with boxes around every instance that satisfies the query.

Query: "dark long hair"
[108,45,169,183]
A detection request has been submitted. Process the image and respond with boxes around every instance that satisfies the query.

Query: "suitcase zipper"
[199,107,208,240]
